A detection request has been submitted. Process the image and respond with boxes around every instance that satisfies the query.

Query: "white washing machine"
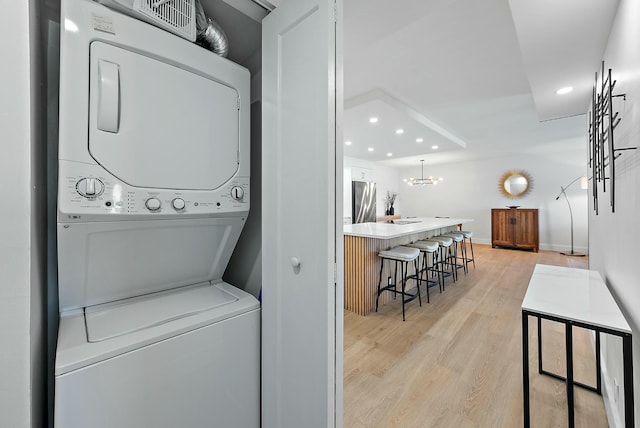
[55,1,258,426]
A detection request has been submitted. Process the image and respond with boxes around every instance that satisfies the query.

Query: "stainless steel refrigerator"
[352,181,376,223]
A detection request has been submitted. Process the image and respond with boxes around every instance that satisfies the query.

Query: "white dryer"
[55,1,258,426]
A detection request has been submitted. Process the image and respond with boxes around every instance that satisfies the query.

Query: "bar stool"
[406,240,441,301]
[430,235,455,288]
[376,246,421,321]
[459,230,476,269]
[434,234,459,281]
[442,231,467,276]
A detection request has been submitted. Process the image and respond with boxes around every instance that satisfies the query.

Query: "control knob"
[76,177,104,198]
[230,186,245,200]
[145,197,161,211]
[172,198,186,211]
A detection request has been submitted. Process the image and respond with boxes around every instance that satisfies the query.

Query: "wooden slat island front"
[344,218,473,316]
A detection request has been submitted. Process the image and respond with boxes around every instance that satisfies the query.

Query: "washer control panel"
[58,161,249,221]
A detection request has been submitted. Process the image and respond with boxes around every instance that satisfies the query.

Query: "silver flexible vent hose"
[194,0,229,57]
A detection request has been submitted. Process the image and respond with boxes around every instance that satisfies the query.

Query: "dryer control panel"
[58,161,249,222]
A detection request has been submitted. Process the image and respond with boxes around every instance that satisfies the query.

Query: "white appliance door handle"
[97,60,120,133]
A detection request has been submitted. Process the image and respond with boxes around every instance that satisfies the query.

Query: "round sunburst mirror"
[499,170,532,198]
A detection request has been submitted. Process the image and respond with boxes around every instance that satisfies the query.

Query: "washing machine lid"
[85,283,237,342]
[88,41,240,190]
[56,282,260,375]
[57,217,246,311]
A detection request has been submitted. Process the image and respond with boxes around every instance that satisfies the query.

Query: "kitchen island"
[344,217,473,315]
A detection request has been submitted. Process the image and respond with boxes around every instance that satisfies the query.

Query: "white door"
[262,0,342,427]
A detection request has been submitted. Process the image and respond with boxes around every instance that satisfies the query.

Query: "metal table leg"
[596,331,602,394]
[537,317,543,374]
[623,334,634,427]
[523,311,530,428]
[566,322,574,428]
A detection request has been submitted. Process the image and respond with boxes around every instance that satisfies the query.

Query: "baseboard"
[473,238,491,246]
[539,243,589,254]
[474,239,589,254]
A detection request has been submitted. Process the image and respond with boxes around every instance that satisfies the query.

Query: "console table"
[522,264,634,427]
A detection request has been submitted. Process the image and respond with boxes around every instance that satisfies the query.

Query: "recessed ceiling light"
[416,138,423,143]
[369,117,378,124]
[387,152,393,157]
[556,86,573,95]
[432,145,439,150]
[396,129,404,135]
[368,147,374,152]
[345,140,352,146]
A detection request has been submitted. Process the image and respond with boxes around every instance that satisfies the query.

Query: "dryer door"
[88,41,239,190]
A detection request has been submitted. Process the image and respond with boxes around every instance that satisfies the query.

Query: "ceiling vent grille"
[134,0,196,41]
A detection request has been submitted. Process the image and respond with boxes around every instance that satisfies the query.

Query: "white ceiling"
[509,0,619,121]
[343,0,619,168]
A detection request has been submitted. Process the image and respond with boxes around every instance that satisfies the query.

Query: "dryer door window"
[89,41,240,190]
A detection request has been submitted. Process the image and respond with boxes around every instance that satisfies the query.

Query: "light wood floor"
[344,244,607,428]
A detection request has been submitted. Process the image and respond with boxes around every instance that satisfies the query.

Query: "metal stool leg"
[451,243,458,281]
[432,251,443,292]
[401,261,406,321]
[447,245,457,282]
[439,246,448,290]
[393,260,398,300]
[375,257,385,312]
[415,251,430,304]
[425,254,431,303]
[460,238,468,274]
[415,258,424,305]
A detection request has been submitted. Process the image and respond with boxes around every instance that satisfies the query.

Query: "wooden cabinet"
[491,208,539,252]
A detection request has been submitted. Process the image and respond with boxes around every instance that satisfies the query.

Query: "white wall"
[343,156,403,222]
[589,0,640,425]
[0,1,43,427]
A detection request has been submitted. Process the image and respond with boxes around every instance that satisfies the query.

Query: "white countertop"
[343,217,473,239]
[522,264,631,334]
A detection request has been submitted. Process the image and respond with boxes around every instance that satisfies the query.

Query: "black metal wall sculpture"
[588,61,636,214]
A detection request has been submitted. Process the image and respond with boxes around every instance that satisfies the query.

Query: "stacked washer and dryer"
[55,0,259,426]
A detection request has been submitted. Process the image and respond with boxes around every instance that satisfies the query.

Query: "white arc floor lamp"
[555,176,588,257]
